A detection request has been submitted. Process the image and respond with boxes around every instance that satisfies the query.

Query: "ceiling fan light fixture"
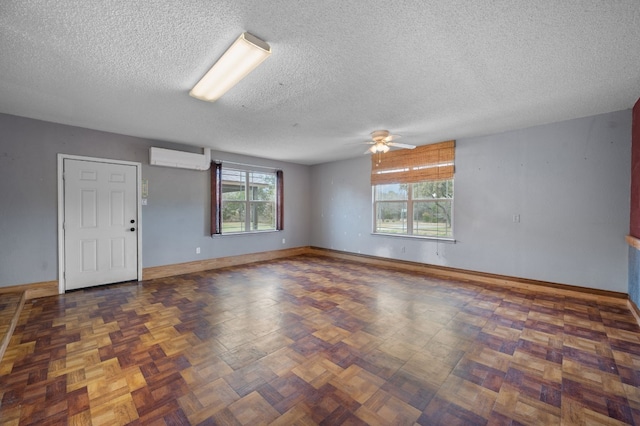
[189,32,271,102]
[369,142,390,153]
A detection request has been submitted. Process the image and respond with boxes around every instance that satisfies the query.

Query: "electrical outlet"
[401,246,406,253]
[196,247,200,254]
[282,238,286,244]
[513,214,520,223]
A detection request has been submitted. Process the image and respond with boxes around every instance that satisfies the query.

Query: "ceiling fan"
[364,130,416,154]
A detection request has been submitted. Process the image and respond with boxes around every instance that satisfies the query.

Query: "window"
[211,164,283,235]
[372,141,455,239]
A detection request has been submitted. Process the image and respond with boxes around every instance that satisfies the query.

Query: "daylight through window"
[371,141,455,239]
[211,164,283,235]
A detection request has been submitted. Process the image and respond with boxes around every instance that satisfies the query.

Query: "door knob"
[130,219,135,223]
[130,228,136,232]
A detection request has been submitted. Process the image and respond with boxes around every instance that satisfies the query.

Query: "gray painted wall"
[142,149,311,267]
[0,110,631,292]
[630,247,640,306]
[310,110,632,292]
[0,113,311,288]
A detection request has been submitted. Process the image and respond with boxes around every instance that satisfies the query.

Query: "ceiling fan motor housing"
[371,130,391,142]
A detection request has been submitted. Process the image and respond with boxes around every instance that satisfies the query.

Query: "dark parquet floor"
[1,254,640,425]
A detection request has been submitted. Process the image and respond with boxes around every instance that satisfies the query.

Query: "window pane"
[249,201,275,231]
[249,172,276,201]
[413,200,453,238]
[222,170,246,201]
[375,184,407,200]
[222,201,245,232]
[218,168,278,234]
[375,201,408,234]
[413,180,453,199]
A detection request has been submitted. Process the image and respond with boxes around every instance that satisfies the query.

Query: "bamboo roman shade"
[371,140,455,185]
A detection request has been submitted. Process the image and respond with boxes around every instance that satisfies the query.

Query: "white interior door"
[63,158,139,290]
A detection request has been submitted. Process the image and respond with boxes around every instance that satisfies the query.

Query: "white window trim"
[221,168,277,234]
[372,182,455,241]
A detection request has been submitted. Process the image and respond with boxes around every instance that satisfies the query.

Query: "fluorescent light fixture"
[189,32,271,102]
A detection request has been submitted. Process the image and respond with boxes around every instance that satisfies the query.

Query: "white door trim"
[57,154,142,294]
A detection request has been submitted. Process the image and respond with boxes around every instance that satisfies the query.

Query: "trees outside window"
[373,180,453,238]
[221,169,276,233]
[370,140,455,240]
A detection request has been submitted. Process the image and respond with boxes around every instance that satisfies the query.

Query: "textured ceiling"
[1,1,639,165]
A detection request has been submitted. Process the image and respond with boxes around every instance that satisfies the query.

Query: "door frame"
[57,154,142,294]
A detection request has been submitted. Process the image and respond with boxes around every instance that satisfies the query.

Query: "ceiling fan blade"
[364,148,374,154]
[387,142,416,149]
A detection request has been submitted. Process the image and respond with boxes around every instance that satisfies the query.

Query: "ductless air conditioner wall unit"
[149,147,211,170]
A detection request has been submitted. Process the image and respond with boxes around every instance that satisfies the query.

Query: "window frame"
[370,140,455,241]
[211,163,283,236]
[372,180,454,240]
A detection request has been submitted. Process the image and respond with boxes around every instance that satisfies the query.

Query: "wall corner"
[630,98,640,306]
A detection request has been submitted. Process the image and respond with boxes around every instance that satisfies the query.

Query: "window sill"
[213,230,281,237]
[371,232,456,243]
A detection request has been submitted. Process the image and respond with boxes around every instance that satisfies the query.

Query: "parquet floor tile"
[0,293,22,350]
[2,254,640,425]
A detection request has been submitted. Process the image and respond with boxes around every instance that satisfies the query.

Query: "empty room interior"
[2,1,640,425]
